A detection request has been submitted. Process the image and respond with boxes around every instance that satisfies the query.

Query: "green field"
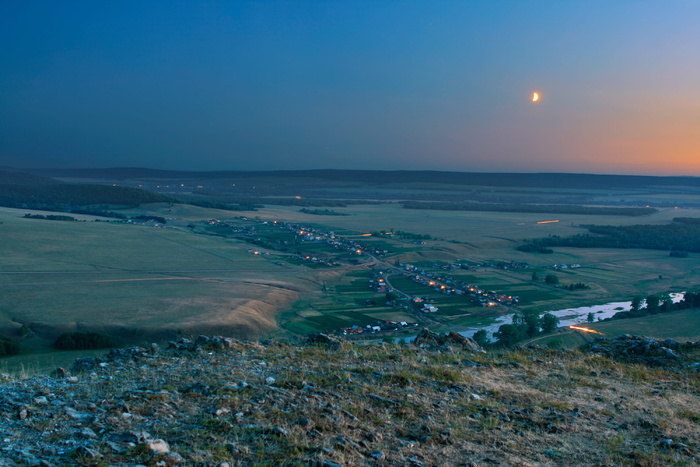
[529,307,700,349]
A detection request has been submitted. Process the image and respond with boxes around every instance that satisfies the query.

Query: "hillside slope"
[0,333,697,466]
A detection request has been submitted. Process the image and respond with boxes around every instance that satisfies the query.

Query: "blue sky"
[1,1,699,174]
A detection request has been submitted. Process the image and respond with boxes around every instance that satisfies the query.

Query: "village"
[198,216,592,339]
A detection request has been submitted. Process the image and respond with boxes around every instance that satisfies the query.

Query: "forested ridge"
[403,201,657,216]
[0,170,175,210]
[518,218,700,253]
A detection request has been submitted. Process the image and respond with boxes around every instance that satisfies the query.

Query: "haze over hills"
[16,167,700,190]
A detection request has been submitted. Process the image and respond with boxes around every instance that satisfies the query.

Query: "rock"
[369,450,386,460]
[307,333,343,350]
[413,330,485,353]
[273,426,290,438]
[265,376,276,385]
[33,396,49,405]
[296,417,315,428]
[660,439,674,449]
[166,452,185,463]
[75,446,101,459]
[334,436,361,451]
[78,427,97,439]
[147,439,170,454]
[663,348,679,359]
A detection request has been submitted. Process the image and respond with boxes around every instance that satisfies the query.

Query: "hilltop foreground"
[0,333,698,466]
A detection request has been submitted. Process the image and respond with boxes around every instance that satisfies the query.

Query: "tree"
[587,312,595,323]
[531,271,539,281]
[544,274,559,285]
[494,324,522,347]
[513,310,540,338]
[659,293,673,313]
[645,295,660,314]
[472,330,491,348]
[540,313,560,334]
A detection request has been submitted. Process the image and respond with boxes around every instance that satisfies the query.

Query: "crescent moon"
[532,92,540,102]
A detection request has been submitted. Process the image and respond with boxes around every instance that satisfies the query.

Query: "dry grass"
[1,339,697,466]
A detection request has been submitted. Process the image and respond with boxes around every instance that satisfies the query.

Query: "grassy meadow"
[0,207,322,349]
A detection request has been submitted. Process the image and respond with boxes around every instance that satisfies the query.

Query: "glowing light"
[532,91,540,102]
[569,325,604,335]
[359,233,373,237]
[537,220,559,224]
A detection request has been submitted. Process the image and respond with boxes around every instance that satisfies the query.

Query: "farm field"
[281,270,414,335]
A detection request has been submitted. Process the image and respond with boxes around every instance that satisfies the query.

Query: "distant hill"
[0,170,175,209]
[22,167,700,189]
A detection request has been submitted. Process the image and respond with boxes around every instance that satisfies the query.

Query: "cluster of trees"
[132,215,167,224]
[473,310,561,348]
[531,272,560,285]
[54,332,119,350]
[183,199,261,211]
[564,282,590,291]
[518,219,700,254]
[70,208,128,219]
[0,182,174,211]
[371,230,432,240]
[609,290,700,321]
[0,337,20,357]
[23,214,77,221]
[402,201,657,216]
[299,208,349,216]
[186,191,354,207]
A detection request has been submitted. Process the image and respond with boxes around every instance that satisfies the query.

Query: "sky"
[1,1,699,175]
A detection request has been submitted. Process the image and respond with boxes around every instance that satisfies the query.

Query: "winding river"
[459,293,684,339]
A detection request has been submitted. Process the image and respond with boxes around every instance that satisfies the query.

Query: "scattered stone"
[369,450,386,460]
[581,335,699,366]
[307,333,343,350]
[413,330,485,353]
[75,446,101,459]
[77,427,97,439]
[273,426,290,437]
[147,439,170,454]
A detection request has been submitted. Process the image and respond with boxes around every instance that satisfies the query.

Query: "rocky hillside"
[0,332,698,466]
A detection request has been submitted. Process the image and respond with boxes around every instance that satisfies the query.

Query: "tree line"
[402,201,657,216]
[606,290,700,321]
[518,218,700,253]
[473,310,561,348]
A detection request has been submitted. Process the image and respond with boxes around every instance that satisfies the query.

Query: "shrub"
[0,337,21,356]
